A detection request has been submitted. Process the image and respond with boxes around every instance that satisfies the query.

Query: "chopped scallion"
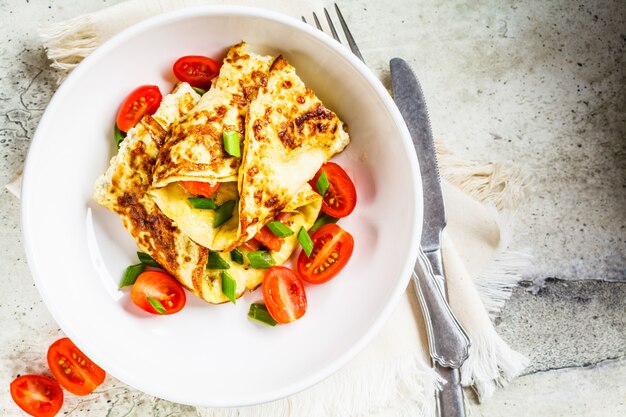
[192,86,207,95]
[248,303,277,326]
[266,220,294,238]
[221,271,237,304]
[114,123,126,150]
[310,213,339,232]
[247,251,275,269]
[207,251,230,269]
[188,197,217,209]
[120,263,144,288]
[147,297,166,314]
[230,249,244,265]
[223,130,241,157]
[298,226,314,257]
[213,200,236,227]
[316,170,330,196]
[136,252,160,268]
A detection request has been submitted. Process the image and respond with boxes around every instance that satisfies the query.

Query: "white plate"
[21,6,422,407]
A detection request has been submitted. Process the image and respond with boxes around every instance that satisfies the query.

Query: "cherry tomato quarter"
[262,266,307,324]
[10,374,64,417]
[309,162,357,218]
[115,85,162,132]
[181,180,220,198]
[297,223,354,284]
[173,55,222,90]
[130,270,186,315]
[47,337,106,396]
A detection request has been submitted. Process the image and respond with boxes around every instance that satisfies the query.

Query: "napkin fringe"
[436,140,529,211]
[460,331,529,401]
[196,350,442,417]
[475,208,533,318]
[39,15,99,71]
[460,207,531,401]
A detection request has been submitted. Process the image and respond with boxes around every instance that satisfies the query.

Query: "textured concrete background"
[1,0,624,416]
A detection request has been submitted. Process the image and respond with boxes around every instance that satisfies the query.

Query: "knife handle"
[412,246,470,368]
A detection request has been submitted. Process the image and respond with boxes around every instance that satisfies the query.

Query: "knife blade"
[390,57,470,417]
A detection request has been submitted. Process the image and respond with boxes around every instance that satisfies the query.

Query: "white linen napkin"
[8,1,531,415]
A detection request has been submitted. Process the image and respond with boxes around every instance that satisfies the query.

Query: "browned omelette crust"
[233,55,350,250]
[151,42,272,186]
[111,117,208,293]
[94,84,213,297]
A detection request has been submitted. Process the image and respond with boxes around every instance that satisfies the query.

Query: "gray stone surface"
[1,0,625,416]
[496,279,626,373]
[467,358,626,417]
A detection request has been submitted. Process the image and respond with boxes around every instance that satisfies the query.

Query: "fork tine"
[334,3,364,62]
[323,8,340,42]
[312,12,323,31]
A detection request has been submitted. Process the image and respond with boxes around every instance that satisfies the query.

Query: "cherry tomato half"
[131,271,186,315]
[297,223,354,284]
[309,162,357,218]
[173,55,222,90]
[262,266,307,324]
[115,85,162,132]
[181,181,220,198]
[10,374,64,417]
[47,337,106,396]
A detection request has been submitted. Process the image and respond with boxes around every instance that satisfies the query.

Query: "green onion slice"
[266,220,294,238]
[247,251,276,269]
[188,197,217,209]
[310,213,339,232]
[223,130,241,157]
[114,123,126,150]
[298,226,314,257]
[230,249,244,265]
[147,297,166,314]
[192,86,207,95]
[136,252,160,268]
[213,200,236,227]
[248,303,277,326]
[316,170,330,196]
[221,271,237,304]
[207,251,230,269]
[120,263,144,288]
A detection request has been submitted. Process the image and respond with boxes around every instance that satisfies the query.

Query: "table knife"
[390,57,471,417]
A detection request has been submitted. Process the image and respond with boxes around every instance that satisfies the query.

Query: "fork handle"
[412,247,470,367]
[436,366,466,417]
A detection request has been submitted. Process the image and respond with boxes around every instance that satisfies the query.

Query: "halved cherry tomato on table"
[47,337,106,396]
[262,266,307,324]
[309,162,357,218]
[173,55,222,90]
[297,223,354,284]
[131,270,186,315]
[10,374,64,417]
[181,180,220,198]
[115,85,162,132]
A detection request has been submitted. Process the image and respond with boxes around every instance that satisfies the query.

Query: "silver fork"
[302,3,365,63]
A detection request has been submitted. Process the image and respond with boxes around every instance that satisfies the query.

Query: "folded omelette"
[95,42,350,304]
[150,45,350,253]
